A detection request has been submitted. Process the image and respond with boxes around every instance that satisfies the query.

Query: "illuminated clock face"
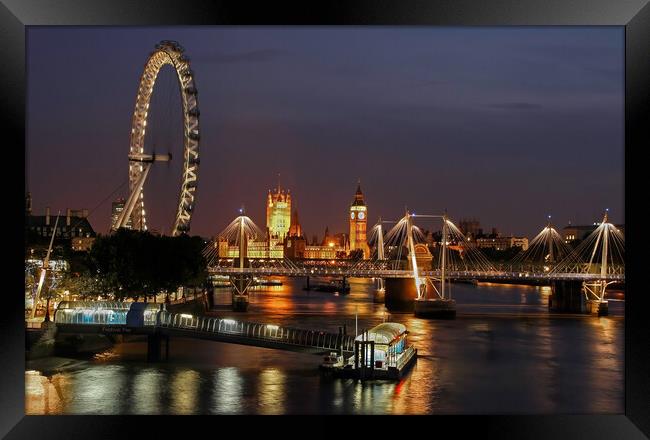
[358,212,365,220]
[350,212,355,220]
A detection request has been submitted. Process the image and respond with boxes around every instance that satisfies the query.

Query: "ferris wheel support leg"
[116,163,151,230]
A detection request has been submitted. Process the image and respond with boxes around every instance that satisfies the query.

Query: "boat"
[306,283,350,294]
[319,352,344,372]
[252,277,283,287]
[303,277,350,294]
[323,322,417,380]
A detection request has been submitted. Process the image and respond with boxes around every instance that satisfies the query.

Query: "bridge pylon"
[373,218,386,303]
[230,275,252,312]
[549,210,624,316]
[408,211,457,319]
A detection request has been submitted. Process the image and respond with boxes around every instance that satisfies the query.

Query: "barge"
[320,323,417,380]
[303,277,350,294]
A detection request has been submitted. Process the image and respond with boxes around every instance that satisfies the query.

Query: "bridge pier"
[147,333,169,362]
[231,275,252,312]
[583,280,610,316]
[373,288,385,303]
[384,278,416,312]
[585,299,609,316]
[549,280,586,314]
[206,287,215,309]
[414,297,456,319]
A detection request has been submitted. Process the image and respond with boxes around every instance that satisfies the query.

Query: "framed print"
[3,0,649,437]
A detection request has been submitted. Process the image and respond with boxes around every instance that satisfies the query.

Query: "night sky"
[26,27,624,239]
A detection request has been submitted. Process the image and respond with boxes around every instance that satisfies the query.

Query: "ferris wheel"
[114,40,200,236]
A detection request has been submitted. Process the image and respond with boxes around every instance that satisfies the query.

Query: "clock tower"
[349,180,370,258]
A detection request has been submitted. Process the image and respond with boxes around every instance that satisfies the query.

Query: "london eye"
[114,40,200,236]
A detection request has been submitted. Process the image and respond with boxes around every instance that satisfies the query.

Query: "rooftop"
[355,322,407,344]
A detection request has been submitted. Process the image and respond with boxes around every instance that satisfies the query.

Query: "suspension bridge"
[90,41,623,319]
[203,210,624,317]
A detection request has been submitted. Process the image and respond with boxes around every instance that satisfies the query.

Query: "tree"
[88,229,208,302]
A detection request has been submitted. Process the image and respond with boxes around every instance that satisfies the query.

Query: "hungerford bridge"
[204,210,624,317]
[106,41,622,318]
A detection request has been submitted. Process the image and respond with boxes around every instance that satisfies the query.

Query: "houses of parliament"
[217,178,370,260]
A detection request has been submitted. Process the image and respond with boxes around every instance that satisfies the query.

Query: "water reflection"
[257,368,286,414]
[132,368,163,414]
[26,278,624,415]
[170,369,200,414]
[211,368,243,414]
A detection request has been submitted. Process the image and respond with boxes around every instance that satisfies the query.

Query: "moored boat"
[323,322,417,380]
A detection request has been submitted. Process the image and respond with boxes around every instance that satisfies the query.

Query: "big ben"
[349,180,370,259]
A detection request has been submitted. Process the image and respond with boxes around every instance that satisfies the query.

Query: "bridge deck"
[54,307,355,355]
[157,311,355,354]
[208,267,624,282]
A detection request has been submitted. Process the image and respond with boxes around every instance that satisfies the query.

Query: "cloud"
[196,49,288,64]
[486,102,542,110]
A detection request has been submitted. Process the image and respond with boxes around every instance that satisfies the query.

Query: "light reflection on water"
[212,367,243,414]
[25,277,624,415]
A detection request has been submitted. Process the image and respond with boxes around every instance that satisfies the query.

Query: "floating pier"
[320,323,417,380]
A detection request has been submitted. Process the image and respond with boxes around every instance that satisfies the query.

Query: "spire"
[322,226,330,246]
[277,173,281,194]
[289,206,302,237]
[352,179,365,206]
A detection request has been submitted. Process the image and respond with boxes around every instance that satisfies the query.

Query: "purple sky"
[26,27,624,239]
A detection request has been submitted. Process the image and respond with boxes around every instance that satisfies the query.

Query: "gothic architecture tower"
[266,177,291,241]
[349,180,370,258]
[288,207,302,238]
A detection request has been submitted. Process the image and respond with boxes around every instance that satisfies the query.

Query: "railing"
[52,303,356,353]
[207,266,624,281]
[54,308,128,325]
[157,311,355,353]
[395,346,417,370]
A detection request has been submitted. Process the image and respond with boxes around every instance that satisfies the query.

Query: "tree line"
[55,229,208,302]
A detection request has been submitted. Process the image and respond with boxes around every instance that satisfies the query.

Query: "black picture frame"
[3,0,648,437]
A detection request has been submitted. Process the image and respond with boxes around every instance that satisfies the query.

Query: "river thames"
[25,278,624,415]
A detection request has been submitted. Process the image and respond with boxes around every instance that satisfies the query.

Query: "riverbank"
[26,356,90,375]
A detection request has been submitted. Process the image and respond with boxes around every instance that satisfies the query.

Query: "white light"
[223,319,236,325]
[180,313,193,319]
[266,324,279,331]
